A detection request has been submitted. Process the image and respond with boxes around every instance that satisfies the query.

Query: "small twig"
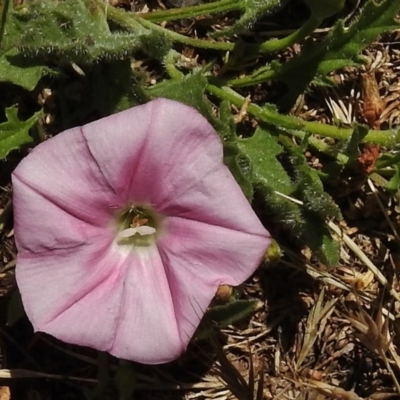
[0,260,15,274]
[367,178,400,241]
[0,368,97,383]
[273,191,400,303]
[328,220,400,303]
[0,199,12,234]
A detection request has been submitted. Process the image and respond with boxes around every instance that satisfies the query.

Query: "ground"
[1,0,400,399]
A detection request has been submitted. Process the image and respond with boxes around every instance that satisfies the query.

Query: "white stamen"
[118,226,156,239]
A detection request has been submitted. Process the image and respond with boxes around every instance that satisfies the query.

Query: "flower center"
[116,205,158,247]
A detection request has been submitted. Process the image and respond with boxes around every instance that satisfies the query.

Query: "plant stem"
[259,14,322,53]
[164,50,184,79]
[0,0,11,47]
[104,3,235,51]
[140,0,241,23]
[227,66,276,87]
[207,84,400,146]
[0,199,12,233]
[139,17,234,50]
[286,129,349,165]
[104,0,318,55]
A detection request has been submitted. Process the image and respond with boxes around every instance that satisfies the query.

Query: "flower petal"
[12,177,105,253]
[81,98,267,235]
[13,98,271,365]
[157,216,270,343]
[159,165,268,236]
[12,125,121,228]
[80,98,221,207]
[110,245,182,364]
[17,236,181,364]
[16,235,123,351]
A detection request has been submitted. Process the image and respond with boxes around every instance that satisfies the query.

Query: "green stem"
[104,4,235,51]
[259,14,322,53]
[164,50,184,79]
[228,66,276,87]
[105,0,318,56]
[0,0,11,47]
[141,0,241,23]
[286,129,349,165]
[101,1,147,31]
[139,17,234,51]
[207,84,400,146]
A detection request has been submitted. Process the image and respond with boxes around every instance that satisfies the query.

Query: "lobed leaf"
[236,0,400,104]
[0,48,46,90]
[275,0,400,101]
[5,0,155,65]
[0,107,40,159]
[147,72,216,122]
[237,126,340,265]
[237,126,303,232]
[207,299,262,327]
[215,0,288,36]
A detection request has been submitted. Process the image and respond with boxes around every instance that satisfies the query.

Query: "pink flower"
[12,98,270,364]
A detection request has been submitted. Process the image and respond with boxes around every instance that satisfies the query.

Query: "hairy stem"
[140,0,241,23]
[207,84,400,146]
[103,2,235,51]
[259,14,322,53]
[139,17,234,50]
[0,0,11,47]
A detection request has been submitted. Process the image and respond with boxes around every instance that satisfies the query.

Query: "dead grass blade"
[0,368,97,383]
[345,300,400,394]
[297,288,337,368]
[328,221,400,303]
[212,339,264,400]
[305,379,363,400]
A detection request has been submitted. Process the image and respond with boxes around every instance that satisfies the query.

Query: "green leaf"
[0,0,171,89]
[216,101,254,200]
[216,0,286,35]
[237,126,304,233]
[218,100,237,141]
[0,2,48,89]
[146,72,217,124]
[342,124,369,161]
[281,135,341,264]
[238,126,292,194]
[223,142,254,201]
[237,126,340,265]
[0,107,40,159]
[303,215,340,266]
[273,0,400,102]
[385,164,400,193]
[196,299,261,340]
[282,136,341,221]
[0,49,46,90]
[10,0,150,64]
[207,299,262,326]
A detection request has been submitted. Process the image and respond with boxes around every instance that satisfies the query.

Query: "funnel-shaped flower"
[12,98,270,364]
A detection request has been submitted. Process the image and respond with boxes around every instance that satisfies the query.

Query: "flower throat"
[117,205,158,246]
